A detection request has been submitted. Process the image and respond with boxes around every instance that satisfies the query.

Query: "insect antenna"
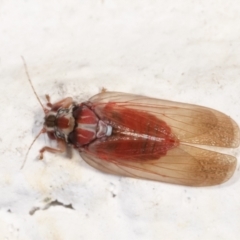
[21,57,47,169]
[21,56,46,112]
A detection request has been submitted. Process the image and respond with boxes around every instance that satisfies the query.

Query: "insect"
[22,59,240,186]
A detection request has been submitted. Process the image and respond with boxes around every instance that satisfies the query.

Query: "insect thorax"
[45,103,112,147]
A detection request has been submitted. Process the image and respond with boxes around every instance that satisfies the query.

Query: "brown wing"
[81,92,239,186]
[89,92,240,148]
[80,144,236,186]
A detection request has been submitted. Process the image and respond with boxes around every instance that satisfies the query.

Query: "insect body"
[22,60,240,187]
[34,92,239,187]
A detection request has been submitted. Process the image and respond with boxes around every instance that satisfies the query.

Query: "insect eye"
[45,115,56,127]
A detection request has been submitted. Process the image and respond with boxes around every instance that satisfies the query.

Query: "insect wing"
[80,92,240,186]
[80,145,236,186]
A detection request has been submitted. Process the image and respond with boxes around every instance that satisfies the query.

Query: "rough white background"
[0,0,240,239]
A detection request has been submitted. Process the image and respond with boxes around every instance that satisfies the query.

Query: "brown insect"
[22,58,240,186]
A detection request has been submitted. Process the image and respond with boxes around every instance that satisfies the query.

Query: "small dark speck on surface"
[44,200,74,211]
[29,207,40,215]
[29,199,74,215]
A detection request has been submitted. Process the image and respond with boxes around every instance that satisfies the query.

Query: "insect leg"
[39,139,66,159]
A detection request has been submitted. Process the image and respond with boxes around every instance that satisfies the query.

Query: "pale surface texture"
[0,1,240,240]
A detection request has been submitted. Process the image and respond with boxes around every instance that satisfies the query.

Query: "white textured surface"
[0,1,240,239]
